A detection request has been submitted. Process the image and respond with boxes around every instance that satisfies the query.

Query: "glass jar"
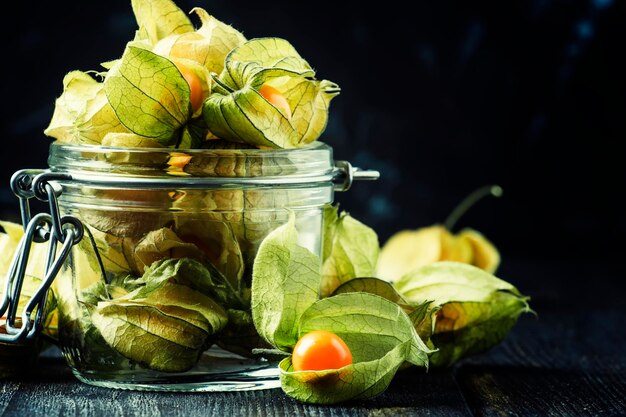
[12,140,374,392]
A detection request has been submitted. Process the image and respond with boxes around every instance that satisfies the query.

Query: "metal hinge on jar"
[332,160,380,192]
[0,170,83,343]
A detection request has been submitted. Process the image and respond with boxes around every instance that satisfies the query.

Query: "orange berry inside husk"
[177,64,204,112]
[258,84,292,120]
[292,330,353,372]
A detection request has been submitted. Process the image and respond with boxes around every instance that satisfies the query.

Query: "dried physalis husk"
[457,228,500,273]
[377,185,502,282]
[394,262,532,367]
[377,225,482,282]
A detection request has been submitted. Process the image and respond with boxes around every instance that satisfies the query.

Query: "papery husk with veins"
[98,132,173,167]
[54,241,135,372]
[240,188,291,242]
[249,214,430,404]
[44,71,130,145]
[169,190,289,298]
[151,7,246,76]
[78,222,139,279]
[321,205,379,297]
[377,185,503,282]
[395,262,532,367]
[169,184,289,252]
[131,0,246,76]
[103,45,196,147]
[213,308,271,358]
[76,256,231,373]
[377,225,500,282]
[76,188,174,238]
[171,189,245,224]
[166,145,296,178]
[131,0,194,45]
[132,227,207,275]
[226,188,294,287]
[163,144,299,300]
[173,217,245,292]
[203,38,340,149]
[91,301,209,372]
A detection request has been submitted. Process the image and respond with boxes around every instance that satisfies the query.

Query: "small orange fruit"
[258,84,292,120]
[292,330,353,372]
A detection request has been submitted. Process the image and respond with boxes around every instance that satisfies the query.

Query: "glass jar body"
[48,142,334,391]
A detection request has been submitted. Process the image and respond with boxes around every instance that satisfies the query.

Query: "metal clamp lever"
[333,160,380,192]
[0,170,83,344]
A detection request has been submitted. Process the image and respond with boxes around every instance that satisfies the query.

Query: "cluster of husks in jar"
[44,0,340,153]
[53,175,293,373]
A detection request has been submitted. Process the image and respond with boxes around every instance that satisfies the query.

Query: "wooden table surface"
[1,259,625,417]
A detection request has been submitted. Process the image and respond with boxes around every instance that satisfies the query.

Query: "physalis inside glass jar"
[0,0,378,391]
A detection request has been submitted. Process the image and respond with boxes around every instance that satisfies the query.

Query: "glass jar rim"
[50,140,329,156]
[47,140,335,188]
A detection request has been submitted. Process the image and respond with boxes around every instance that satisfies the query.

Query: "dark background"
[2,0,624,284]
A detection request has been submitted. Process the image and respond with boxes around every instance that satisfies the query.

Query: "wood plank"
[0,381,20,416]
[454,310,626,417]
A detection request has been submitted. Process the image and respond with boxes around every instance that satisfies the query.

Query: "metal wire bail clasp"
[0,170,83,343]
